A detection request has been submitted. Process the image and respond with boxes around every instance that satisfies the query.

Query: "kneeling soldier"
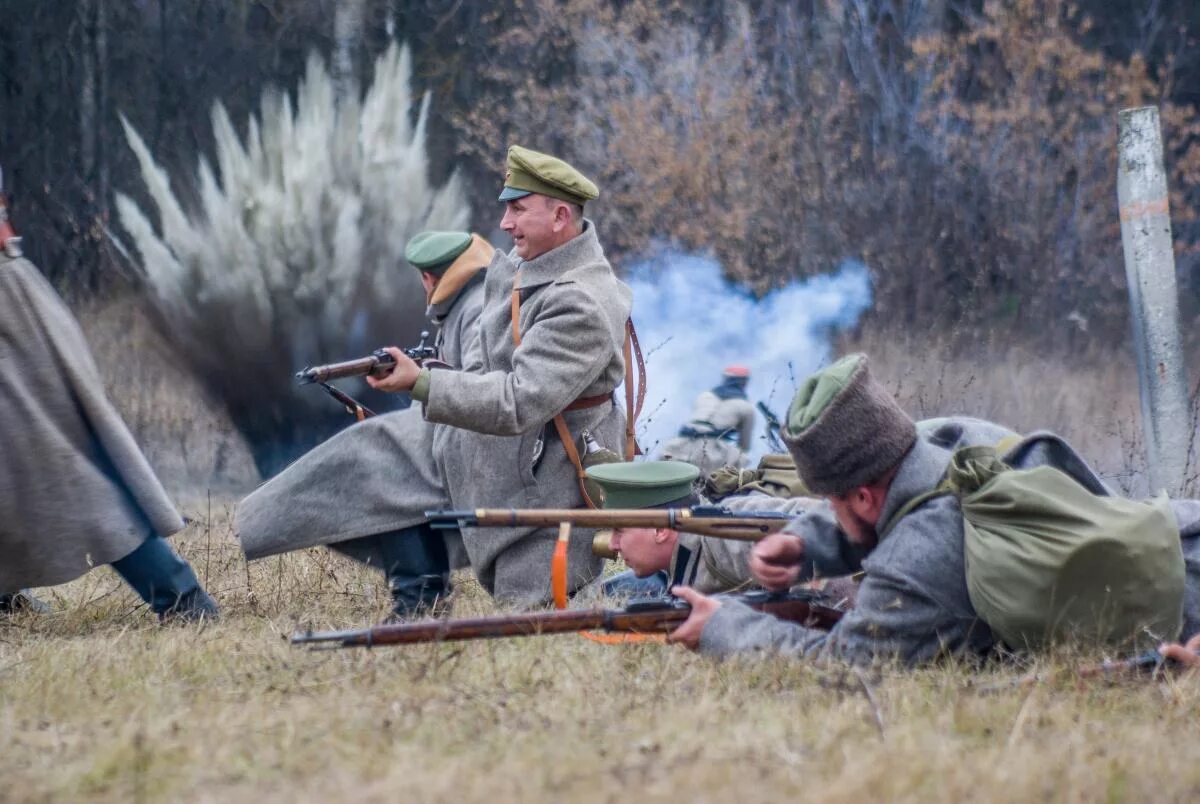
[236,230,491,617]
[362,147,636,605]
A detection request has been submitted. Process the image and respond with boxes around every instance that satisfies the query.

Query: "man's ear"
[553,201,573,230]
[654,528,672,544]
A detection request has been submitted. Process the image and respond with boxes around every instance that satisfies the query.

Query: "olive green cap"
[787,354,864,433]
[405,231,473,276]
[498,145,599,206]
[585,461,700,510]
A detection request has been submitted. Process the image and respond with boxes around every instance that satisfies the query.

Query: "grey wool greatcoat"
[424,222,633,603]
[0,253,184,594]
[699,416,1200,666]
[235,274,486,562]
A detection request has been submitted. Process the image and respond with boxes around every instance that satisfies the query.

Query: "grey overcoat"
[0,253,183,593]
[423,222,633,603]
[235,275,485,561]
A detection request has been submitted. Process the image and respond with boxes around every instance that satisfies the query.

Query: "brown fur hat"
[781,354,916,495]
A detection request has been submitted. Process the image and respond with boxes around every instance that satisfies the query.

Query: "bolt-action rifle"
[290,588,844,649]
[295,330,446,385]
[295,331,450,419]
[427,506,793,559]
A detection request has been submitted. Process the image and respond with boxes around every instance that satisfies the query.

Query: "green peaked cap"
[786,354,866,435]
[405,231,473,275]
[585,460,700,510]
[498,145,599,206]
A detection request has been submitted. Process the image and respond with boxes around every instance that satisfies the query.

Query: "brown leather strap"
[565,393,611,411]
[511,270,598,509]
[622,319,648,459]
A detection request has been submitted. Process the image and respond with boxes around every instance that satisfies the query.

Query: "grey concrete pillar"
[1117,106,1190,496]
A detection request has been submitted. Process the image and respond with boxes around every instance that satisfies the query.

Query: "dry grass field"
[2,503,1200,803]
[4,305,1200,802]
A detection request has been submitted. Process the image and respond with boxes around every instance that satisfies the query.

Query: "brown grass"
[2,498,1199,803]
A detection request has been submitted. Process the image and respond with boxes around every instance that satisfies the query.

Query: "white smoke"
[116,43,468,371]
[626,251,874,460]
[113,43,469,474]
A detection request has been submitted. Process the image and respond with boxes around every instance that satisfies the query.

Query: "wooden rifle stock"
[295,331,445,385]
[425,506,793,542]
[291,590,843,649]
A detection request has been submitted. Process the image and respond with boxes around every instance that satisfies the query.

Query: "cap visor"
[498,186,532,201]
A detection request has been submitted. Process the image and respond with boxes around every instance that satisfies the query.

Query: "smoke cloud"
[624,251,874,461]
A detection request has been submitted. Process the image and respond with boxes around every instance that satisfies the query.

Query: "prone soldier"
[588,460,857,605]
[669,354,1200,663]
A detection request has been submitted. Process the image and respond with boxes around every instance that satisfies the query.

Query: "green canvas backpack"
[882,443,1185,651]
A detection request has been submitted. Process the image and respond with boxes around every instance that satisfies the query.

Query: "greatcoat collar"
[511,219,605,289]
[875,437,951,541]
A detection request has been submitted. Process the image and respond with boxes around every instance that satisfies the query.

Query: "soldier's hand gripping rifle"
[426,505,793,559]
[290,588,844,648]
[295,331,450,420]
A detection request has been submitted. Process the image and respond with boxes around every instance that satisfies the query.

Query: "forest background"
[4,0,1200,484]
[5,4,1200,801]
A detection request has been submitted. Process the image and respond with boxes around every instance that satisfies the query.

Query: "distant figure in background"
[659,366,756,474]
[0,192,217,621]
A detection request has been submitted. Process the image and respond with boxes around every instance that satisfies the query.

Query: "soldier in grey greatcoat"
[369,146,633,604]
[0,233,216,620]
[235,232,492,615]
[669,354,1200,665]
[659,366,756,474]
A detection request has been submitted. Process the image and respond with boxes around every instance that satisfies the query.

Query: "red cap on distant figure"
[722,365,751,378]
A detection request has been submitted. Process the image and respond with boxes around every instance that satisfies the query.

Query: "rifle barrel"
[425,508,791,542]
[296,354,395,385]
[291,592,842,649]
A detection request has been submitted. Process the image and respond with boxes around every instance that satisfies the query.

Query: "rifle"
[426,505,792,545]
[757,401,785,453]
[290,589,844,648]
[296,330,450,419]
[295,330,443,385]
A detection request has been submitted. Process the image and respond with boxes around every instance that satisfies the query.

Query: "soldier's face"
[828,490,881,550]
[501,195,570,260]
[610,527,676,577]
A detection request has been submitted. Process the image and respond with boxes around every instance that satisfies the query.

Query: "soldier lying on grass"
[589,460,858,604]
[668,354,1200,665]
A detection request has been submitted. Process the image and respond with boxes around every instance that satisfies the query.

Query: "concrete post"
[1117,106,1190,496]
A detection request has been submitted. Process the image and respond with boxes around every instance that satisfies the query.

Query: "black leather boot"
[111,535,219,622]
[377,524,452,619]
